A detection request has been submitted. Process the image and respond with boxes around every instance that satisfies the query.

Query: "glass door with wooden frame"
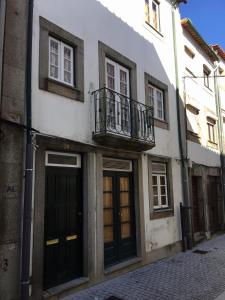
[103,171,136,267]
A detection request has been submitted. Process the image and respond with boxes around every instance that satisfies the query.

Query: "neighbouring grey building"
[0,0,30,299]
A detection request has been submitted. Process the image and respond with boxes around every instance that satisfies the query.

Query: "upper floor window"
[49,37,74,86]
[207,117,217,144]
[145,73,168,130]
[203,65,211,89]
[184,45,195,59]
[145,0,160,32]
[148,84,164,121]
[39,17,84,101]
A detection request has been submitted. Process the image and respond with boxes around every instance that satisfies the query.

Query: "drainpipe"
[0,0,6,111]
[171,1,193,249]
[20,0,34,299]
[213,61,225,229]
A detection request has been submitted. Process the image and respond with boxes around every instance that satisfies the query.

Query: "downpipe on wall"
[171,2,193,250]
[20,0,34,299]
[213,61,225,229]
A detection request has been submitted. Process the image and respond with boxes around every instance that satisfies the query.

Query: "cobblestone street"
[64,234,225,300]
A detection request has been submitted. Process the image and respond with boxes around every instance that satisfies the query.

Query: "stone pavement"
[63,234,225,300]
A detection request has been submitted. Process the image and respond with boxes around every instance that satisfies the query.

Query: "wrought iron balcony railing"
[92,87,155,151]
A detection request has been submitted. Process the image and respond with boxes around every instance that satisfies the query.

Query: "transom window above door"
[49,37,74,86]
[148,84,164,121]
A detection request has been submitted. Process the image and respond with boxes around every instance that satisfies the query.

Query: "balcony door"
[105,58,131,136]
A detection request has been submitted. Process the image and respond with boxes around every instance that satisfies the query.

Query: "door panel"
[192,176,203,233]
[104,171,136,267]
[207,176,220,233]
[44,167,83,289]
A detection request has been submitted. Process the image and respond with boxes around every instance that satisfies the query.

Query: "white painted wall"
[32,0,183,253]
[181,29,220,166]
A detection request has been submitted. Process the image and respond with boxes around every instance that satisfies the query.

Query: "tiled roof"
[181,18,218,62]
[212,45,225,62]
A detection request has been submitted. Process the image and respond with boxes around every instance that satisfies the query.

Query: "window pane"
[152,175,157,185]
[120,192,130,207]
[107,76,115,90]
[104,193,113,208]
[50,53,58,66]
[104,226,114,243]
[120,70,127,83]
[161,196,167,206]
[107,63,114,77]
[153,185,158,196]
[103,176,112,192]
[50,66,58,79]
[120,82,127,96]
[64,47,71,60]
[152,2,158,30]
[161,186,166,196]
[104,209,113,225]
[120,207,130,222]
[145,0,150,23]
[121,223,131,239]
[64,71,71,83]
[148,85,154,106]
[64,59,71,72]
[160,176,165,185]
[50,39,59,54]
[154,195,159,206]
[120,177,129,191]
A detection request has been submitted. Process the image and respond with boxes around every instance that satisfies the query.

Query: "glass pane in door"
[120,177,131,239]
[120,69,130,134]
[103,176,114,243]
[106,62,116,129]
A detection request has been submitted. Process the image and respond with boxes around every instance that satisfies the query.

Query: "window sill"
[150,208,174,220]
[154,118,169,130]
[104,257,141,275]
[144,21,163,38]
[207,140,218,149]
[40,78,84,102]
[187,130,201,144]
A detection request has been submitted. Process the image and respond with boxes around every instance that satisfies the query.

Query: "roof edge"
[181,18,218,62]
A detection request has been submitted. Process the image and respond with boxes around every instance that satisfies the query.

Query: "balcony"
[92,87,155,151]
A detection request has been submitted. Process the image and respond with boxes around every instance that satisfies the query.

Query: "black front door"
[44,166,83,289]
[103,171,136,267]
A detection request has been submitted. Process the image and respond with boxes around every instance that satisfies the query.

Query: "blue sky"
[180,0,225,50]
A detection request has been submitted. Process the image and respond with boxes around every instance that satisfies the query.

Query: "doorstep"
[43,277,89,298]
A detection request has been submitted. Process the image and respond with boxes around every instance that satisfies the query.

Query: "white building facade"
[30,0,185,297]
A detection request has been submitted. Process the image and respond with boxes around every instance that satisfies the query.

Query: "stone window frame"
[207,116,218,149]
[148,156,174,220]
[39,17,84,101]
[186,103,201,144]
[98,41,137,100]
[203,64,211,90]
[145,72,169,130]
